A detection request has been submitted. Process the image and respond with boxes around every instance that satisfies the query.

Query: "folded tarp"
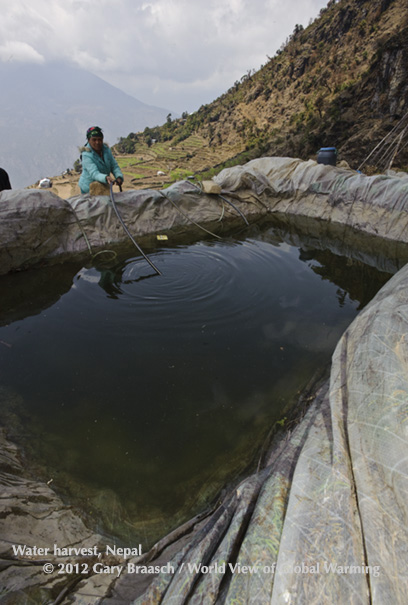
[127,253,408,605]
[1,157,408,276]
[215,157,408,243]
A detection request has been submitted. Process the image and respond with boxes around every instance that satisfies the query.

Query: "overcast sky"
[0,0,329,114]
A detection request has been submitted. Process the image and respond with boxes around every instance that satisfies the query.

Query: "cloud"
[0,0,329,111]
[0,41,45,63]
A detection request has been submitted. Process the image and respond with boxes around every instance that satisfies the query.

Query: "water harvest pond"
[0,222,391,546]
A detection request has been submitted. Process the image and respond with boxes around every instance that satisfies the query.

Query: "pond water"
[0,221,392,547]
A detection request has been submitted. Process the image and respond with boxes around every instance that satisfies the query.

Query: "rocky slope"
[203,0,407,168]
[114,0,408,175]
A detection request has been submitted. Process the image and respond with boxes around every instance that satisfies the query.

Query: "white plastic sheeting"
[129,261,408,605]
[215,157,408,243]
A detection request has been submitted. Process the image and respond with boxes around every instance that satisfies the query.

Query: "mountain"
[0,62,172,188]
[112,0,408,176]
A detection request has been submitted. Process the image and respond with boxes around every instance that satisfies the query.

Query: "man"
[0,168,11,191]
[78,126,124,194]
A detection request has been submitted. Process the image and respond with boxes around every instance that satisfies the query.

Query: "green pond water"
[0,220,392,547]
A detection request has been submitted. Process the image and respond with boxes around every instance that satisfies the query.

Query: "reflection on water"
[0,224,392,545]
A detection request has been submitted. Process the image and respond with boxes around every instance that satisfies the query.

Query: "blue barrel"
[317,147,337,166]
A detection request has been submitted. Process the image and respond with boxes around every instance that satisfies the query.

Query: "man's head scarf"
[86,126,104,140]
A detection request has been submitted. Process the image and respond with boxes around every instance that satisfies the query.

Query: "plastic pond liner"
[0,158,407,603]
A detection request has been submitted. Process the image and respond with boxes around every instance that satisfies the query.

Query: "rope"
[387,125,408,170]
[358,110,408,172]
[218,192,249,226]
[159,190,222,240]
[187,179,249,226]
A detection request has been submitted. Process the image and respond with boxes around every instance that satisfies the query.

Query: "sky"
[0,0,330,114]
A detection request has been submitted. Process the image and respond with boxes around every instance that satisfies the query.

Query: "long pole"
[109,183,162,276]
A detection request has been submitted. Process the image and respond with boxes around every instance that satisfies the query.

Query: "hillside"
[46,0,408,198]
[166,0,408,171]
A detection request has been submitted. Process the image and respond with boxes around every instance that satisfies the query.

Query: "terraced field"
[115,133,243,191]
[42,133,244,199]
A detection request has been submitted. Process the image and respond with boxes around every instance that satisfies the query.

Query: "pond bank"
[1,157,408,276]
[0,158,407,603]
